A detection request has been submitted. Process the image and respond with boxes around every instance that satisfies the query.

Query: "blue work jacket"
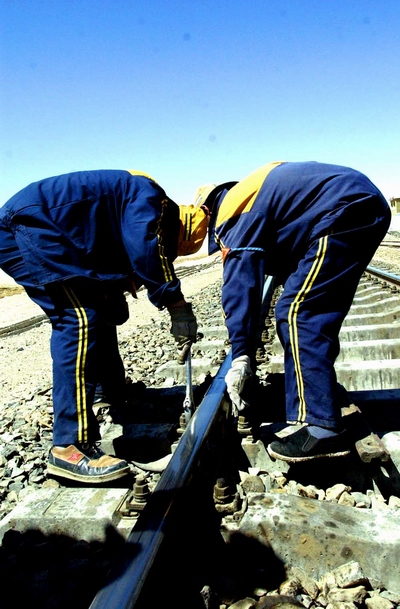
[0,170,183,308]
[210,161,390,359]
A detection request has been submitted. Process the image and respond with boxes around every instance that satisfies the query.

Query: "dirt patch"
[0,286,24,299]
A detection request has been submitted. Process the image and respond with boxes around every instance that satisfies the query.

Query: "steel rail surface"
[90,275,276,609]
[367,265,400,287]
[0,314,48,337]
[89,353,232,609]
[379,241,400,247]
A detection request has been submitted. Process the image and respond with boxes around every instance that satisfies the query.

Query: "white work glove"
[169,302,198,364]
[225,355,254,417]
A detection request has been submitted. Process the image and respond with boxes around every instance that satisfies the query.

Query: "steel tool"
[183,348,195,424]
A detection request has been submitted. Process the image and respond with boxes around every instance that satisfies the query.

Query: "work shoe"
[267,426,351,463]
[47,443,131,483]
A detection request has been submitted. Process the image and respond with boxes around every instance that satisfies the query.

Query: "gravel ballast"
[1,238,400,608]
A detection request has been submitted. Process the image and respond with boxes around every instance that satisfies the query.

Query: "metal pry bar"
[183,349,195,424]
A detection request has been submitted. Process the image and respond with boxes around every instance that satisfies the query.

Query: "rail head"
[367,265,400,287]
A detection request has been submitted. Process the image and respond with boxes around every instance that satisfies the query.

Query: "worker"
[0,169,209,483]
[196,161,391,462]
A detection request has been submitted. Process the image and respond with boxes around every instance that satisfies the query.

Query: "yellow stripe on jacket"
[215,161,285,228]
[126,169,158,183]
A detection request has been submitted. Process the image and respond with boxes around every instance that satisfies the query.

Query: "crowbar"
[183,348,195,424]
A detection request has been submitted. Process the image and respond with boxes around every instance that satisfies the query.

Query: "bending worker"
[0,169,209,483]
[197,161,390,462]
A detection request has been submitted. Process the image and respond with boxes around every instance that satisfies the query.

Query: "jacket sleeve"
[222,247,266,361]
[214,166,282,360]
[218,209,268,361]
[120,178,184,309]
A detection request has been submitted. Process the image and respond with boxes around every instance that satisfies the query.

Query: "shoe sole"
[267,446,351,463]
[47,463,131,483]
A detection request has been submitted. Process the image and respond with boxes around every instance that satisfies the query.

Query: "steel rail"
[367,265,400,287]
[89,275,276,609]
[0,259,218,338]
[89,353,232,609]
[379,241,400,247]
[0,314,48,337]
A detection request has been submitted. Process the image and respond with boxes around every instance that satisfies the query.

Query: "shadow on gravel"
[98,470,287,609]
[0,379,221,609]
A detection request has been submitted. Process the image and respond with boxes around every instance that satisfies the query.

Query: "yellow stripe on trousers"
[288,235,328,422]
[63,284,89,444]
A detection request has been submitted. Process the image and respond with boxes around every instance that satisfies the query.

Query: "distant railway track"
[380,240,400,248]
[1,262,400,608]
[0,257,221,338]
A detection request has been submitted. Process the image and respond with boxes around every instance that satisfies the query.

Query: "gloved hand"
[169,301,198,364]
[225,355,254,417]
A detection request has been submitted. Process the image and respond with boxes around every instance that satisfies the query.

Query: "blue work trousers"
[275,195,391,430]
[0,223,126,446]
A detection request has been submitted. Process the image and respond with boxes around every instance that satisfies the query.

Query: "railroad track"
[1,262,400,608]
[380,240,400,248]
[0,256,222,338]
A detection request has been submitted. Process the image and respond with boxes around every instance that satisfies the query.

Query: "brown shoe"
[47,443,131,483]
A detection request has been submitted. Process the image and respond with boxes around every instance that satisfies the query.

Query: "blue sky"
[1,0,399,206]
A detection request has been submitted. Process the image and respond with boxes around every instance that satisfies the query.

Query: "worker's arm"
[222,247,266,360]
[120,177,184,308]
[221,248,266,413]
[168,299,197,363]
[120,177,197,360]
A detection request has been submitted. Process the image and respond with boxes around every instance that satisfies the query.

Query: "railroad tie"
[341,403,391,463]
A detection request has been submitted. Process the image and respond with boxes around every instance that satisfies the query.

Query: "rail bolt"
[256,347,265,362]
[237,415,252,436]
[213,478,235,504]
[178,413,187,432]
[133,475,150,503]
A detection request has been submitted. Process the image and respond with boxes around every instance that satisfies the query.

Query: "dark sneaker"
[267,426,351,462]
[47,443,131,483]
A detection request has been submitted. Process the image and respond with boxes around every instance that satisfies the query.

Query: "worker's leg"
[95,324,127,407]
[0,226,101,446]
[268,196,390,461]
[275,233,363,430]
[48,280,126,446]
[0,233,101,444]
[277,195,390,430]
[43,281,132,481]
[0,227,130,480]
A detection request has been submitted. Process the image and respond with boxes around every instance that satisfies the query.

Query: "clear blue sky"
[1,0,399,206]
